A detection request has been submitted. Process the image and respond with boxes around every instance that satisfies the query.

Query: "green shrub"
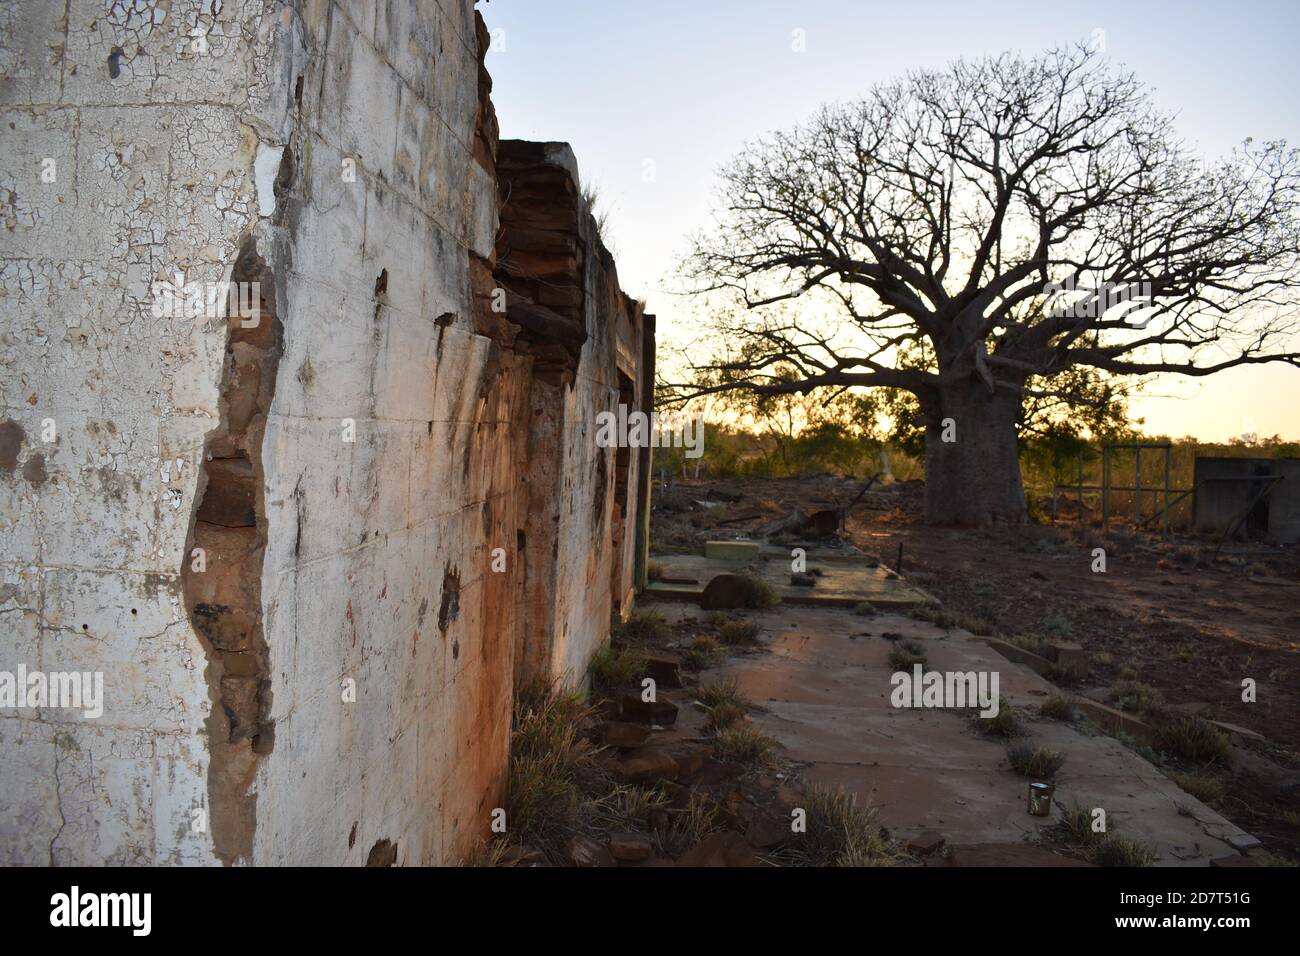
[588,645,645,698]
[614,607,668,643]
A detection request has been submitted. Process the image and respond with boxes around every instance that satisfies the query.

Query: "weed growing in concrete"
[854,601,877,616]
[1006,743,1066,778]
[887,639,927,671]
[717,618,760,645]
[1059,803,1100,846]
[738,574,781,609]
[698,676,748,711]
[683,635,721,671]
[974,696,1022,738]
[1057,802,1155,865]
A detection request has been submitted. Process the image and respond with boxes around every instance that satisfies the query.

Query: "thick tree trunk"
[922,383,1027,526]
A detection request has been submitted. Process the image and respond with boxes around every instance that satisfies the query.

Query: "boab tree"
[680,45,1300,526]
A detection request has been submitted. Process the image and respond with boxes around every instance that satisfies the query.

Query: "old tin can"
[1028,781,1054,816]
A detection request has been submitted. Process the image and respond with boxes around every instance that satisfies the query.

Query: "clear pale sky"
[481,0,1300,442]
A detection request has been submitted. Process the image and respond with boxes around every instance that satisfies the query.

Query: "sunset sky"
[482,0,1300,442]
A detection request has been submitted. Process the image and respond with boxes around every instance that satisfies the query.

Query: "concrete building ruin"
[0,1,653,865]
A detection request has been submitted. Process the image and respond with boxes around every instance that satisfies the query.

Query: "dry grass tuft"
[588,644,645,698]
[1170,772,1224,805]
[787,786,896,867]
[1153,715,1232,767]
[683,635,721,671]
[717,618,760,645]
[1040,694,1077,721]
[505,680,598,857]
[614,607,669,644]
[714,724,778,766]
[1006,743,1066,778]
[1109,679,1163,714]
[887,639,927,671]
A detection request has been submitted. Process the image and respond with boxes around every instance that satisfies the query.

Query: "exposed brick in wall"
[495,140,649,689]
[0,0,651,865]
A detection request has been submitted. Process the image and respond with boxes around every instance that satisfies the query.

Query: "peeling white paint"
[252,142,281,218]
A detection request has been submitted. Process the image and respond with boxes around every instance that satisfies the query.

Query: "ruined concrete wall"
[0,0,288,866]
[495,141,647,688]
[1,1,648,866]
[1,0,519,866]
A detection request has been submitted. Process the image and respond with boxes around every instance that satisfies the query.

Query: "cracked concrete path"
[656,602,1259,865]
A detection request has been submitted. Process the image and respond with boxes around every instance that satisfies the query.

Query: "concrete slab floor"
[646,546,933,608]
[651,602,1258,866]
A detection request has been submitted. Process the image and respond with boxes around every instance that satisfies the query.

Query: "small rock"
[672,746,710,781]
[660,780,692,809]
[643,655,682,689]
[601,721,650,748]
[498,845,545,866]
[800,509,840,537]
[608,833,654,862]
[620,694,679,725]
[745,815,792,850]
[677,831,758,867]
[614,748,679,784]
[906,830,946,856]
[700,573,768,610]
[567,833,615,867]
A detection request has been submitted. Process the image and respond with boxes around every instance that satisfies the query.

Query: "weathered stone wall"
[1,1,650,865]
